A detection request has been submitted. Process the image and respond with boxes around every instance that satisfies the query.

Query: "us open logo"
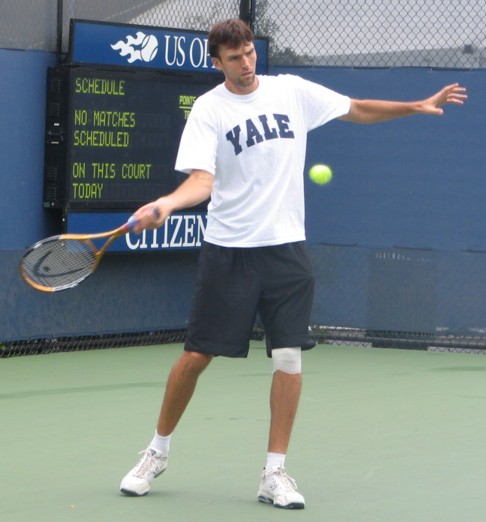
[110,31,159,64]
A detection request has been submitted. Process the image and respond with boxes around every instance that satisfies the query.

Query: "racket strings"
[21,238,97,290]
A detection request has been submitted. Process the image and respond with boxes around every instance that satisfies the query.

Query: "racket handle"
[126,206,160,231]
[126,216,138,230]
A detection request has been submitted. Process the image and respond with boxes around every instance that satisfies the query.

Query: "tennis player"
[120,19,467,509]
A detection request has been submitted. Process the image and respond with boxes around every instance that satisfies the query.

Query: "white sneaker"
[257,468,305,509]
[120,448,168,496]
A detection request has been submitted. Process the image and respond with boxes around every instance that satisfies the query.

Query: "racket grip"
[126,206,160,231]
[126,216,138,230]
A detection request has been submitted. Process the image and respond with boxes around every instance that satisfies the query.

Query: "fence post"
[56,0,64,58]
[239,0,255,31]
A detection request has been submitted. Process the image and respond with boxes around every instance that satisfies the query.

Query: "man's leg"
[157,350,213,435]
[257,348,305,509]
[268,370,302,454]
[120,350,212,496]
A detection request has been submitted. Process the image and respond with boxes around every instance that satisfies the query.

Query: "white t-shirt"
[175,74,350,247]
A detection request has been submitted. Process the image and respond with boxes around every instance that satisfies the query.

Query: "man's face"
[212,42,258,95]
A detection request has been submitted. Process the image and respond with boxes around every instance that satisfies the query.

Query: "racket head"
[20,236,98,292]
[19,217,138,292]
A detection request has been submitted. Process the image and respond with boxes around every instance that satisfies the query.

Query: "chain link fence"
[1,0,486,68]
[256,0,486,68]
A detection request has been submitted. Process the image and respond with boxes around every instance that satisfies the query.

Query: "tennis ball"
[309,164,333,185]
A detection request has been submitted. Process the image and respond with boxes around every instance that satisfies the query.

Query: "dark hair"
[208,19,254,58]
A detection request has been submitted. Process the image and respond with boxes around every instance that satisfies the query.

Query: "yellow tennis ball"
[309,164,332,185]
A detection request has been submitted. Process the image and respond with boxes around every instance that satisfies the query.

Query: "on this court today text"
[71,162,152,200]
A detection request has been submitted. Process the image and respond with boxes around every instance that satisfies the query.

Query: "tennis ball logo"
[140,34,158,62]
[111,32,159,64]
[309,164,333,185]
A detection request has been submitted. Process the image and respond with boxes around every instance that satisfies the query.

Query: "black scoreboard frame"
[43,64,221,211]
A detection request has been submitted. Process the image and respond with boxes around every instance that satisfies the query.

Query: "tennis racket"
[20,217,137,292]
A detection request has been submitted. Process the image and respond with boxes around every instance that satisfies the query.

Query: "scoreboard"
[42,20,267,248]
[44,66,219,210]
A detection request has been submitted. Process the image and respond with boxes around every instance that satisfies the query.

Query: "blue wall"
[0,49,58,250]
[1,50,484,341]
[286,67,483,252]
[0,49,198,341]
[273,66,485,337]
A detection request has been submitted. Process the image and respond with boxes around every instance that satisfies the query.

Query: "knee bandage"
[272,347,302,374]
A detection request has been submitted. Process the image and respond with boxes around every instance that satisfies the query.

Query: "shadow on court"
[1,342,486,521]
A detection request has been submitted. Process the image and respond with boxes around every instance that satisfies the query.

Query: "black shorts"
[185,241,315,358]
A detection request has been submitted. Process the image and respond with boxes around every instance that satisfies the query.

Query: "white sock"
[149,431,172,457]
[266,452,286,472]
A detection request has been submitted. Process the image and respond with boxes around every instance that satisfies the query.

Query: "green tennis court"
[2,342,486,521]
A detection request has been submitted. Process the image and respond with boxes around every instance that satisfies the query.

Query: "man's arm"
[132,169,213,232]
[340,83,467,124]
